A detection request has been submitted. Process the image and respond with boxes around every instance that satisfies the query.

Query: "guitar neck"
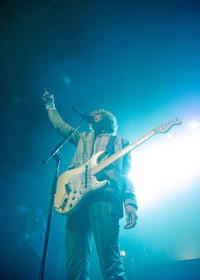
[92,129,155,175]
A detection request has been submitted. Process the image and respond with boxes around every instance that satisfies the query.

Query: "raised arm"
[42,89,80,145]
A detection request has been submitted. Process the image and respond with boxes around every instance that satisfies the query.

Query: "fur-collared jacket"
[46,106,138,217]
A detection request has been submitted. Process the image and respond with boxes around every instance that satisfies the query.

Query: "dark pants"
[65,198,126,280]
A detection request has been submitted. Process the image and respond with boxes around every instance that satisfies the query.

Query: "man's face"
[90,110,106,134]
[89,109,117,135]
[90,110,103,122]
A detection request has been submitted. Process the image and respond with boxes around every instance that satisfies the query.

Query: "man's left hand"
[124,205,138,229]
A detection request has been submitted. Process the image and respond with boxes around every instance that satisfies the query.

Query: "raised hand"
[42,88,55,105]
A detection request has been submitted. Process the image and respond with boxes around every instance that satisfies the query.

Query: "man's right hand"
[42,89,55,105]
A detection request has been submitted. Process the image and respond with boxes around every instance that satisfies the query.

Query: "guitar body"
[54,151,108,215]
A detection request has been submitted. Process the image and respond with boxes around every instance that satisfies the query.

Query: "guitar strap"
[106,135,117,156]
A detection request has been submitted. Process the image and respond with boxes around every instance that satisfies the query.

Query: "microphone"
[70,106,93,123]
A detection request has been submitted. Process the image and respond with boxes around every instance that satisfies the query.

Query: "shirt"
[93,134,111,154]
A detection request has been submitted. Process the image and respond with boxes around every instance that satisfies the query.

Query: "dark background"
[1,0,200,279]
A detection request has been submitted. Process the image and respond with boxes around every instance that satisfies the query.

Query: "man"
[42,90,138,280]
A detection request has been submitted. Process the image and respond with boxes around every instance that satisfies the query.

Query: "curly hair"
[90,109,118,134]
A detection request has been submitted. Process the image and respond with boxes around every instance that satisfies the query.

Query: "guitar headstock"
[154,118,182,134]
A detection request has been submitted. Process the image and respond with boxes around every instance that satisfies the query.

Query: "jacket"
[46,106,138,216]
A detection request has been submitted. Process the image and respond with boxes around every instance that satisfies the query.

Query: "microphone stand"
[39,117,86,280]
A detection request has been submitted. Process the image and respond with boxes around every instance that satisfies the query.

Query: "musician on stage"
[42,90,138,280]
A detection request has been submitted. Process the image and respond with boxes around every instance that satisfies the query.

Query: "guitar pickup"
[61,197,68,210]
[65,184,71,195]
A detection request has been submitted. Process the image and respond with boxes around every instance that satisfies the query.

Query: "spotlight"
[190,120,198,129]
[120,250,126,257]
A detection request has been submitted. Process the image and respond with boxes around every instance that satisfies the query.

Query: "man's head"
[89,109,118,135]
